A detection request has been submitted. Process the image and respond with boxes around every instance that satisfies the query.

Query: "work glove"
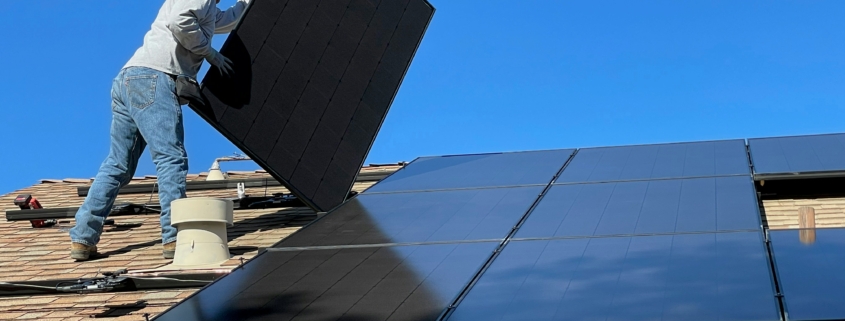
[205,49,234,77]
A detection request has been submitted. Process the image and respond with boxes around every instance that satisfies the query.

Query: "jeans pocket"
[126,75,158,110]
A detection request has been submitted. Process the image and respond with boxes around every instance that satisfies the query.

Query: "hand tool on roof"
[13,194,55,228]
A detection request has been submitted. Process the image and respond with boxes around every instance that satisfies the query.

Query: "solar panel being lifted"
[191,0,435,212]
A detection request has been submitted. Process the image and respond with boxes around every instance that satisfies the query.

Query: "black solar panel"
[275,186,544,247]
[769,228,845,321]
[153,242,497,321]
[556,140,750,184]
[749,133,845,180]
[191,0,435,211]
[365,149,575,193]
[517,176,761,238]
[448,233,779,321]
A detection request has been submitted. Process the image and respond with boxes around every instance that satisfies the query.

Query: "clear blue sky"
[1,1,843,194]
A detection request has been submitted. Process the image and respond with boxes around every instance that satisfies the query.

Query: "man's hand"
[205,49,234,77]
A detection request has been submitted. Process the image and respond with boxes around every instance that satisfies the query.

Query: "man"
[70,0,250,261]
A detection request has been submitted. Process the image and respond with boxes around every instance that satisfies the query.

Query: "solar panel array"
[155,149,575,320]
[155,139,803,321]
[445,141,778,321]
[174,1,845,316]
[191,0,435,212]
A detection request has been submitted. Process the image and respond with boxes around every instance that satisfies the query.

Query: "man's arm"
[214,0,250,34]
[166,0,215,57]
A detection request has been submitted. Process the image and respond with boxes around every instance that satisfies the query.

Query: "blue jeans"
[70,66,188,246]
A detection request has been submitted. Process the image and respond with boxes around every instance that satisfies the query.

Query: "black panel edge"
[437,148,578,320]
[747,132,845,142]
[415,148,577,160]
[337,1,437,212]
[574,138,748,151]
[740,145,786,321]
[760,229,788,320]
[549,173,752,187]
[753,171,845,182]
[183,96,324,210]
[266,238,502,252]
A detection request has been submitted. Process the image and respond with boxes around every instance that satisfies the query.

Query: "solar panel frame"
[749,133,845,181]
[190,0,436,212]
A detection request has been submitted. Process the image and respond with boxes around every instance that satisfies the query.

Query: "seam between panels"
[361,183,550,195]
[436,149,579,320]
[285,245,382,320]
[383,244,462,321]
[338,244,425,318]
[508,229,763,242]
[552,173,751,187]
[762,225,788,319]
[266,238,505,252]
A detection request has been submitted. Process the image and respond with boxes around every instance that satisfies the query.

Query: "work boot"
[163,242,177,259]
[70,243,97,261]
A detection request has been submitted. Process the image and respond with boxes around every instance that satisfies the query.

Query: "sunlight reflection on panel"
[155,242,497,321]
[449,232,779,321]
[770,228,845,321]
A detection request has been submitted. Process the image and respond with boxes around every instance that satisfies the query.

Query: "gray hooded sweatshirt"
[125,0,250,78]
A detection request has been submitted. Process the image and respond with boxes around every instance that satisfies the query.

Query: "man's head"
[217,0,220,3]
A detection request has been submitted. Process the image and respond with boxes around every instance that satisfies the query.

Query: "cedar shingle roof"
[0,165,400,320]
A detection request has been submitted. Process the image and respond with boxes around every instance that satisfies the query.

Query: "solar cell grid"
[154,242,497,321]
[364,149,574,193]
[516,176,761,238]
[274,186,544,248]
[447,233,779,321]
[749,133,845,179]
[556,140,750,184]
[193,0,435,212]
